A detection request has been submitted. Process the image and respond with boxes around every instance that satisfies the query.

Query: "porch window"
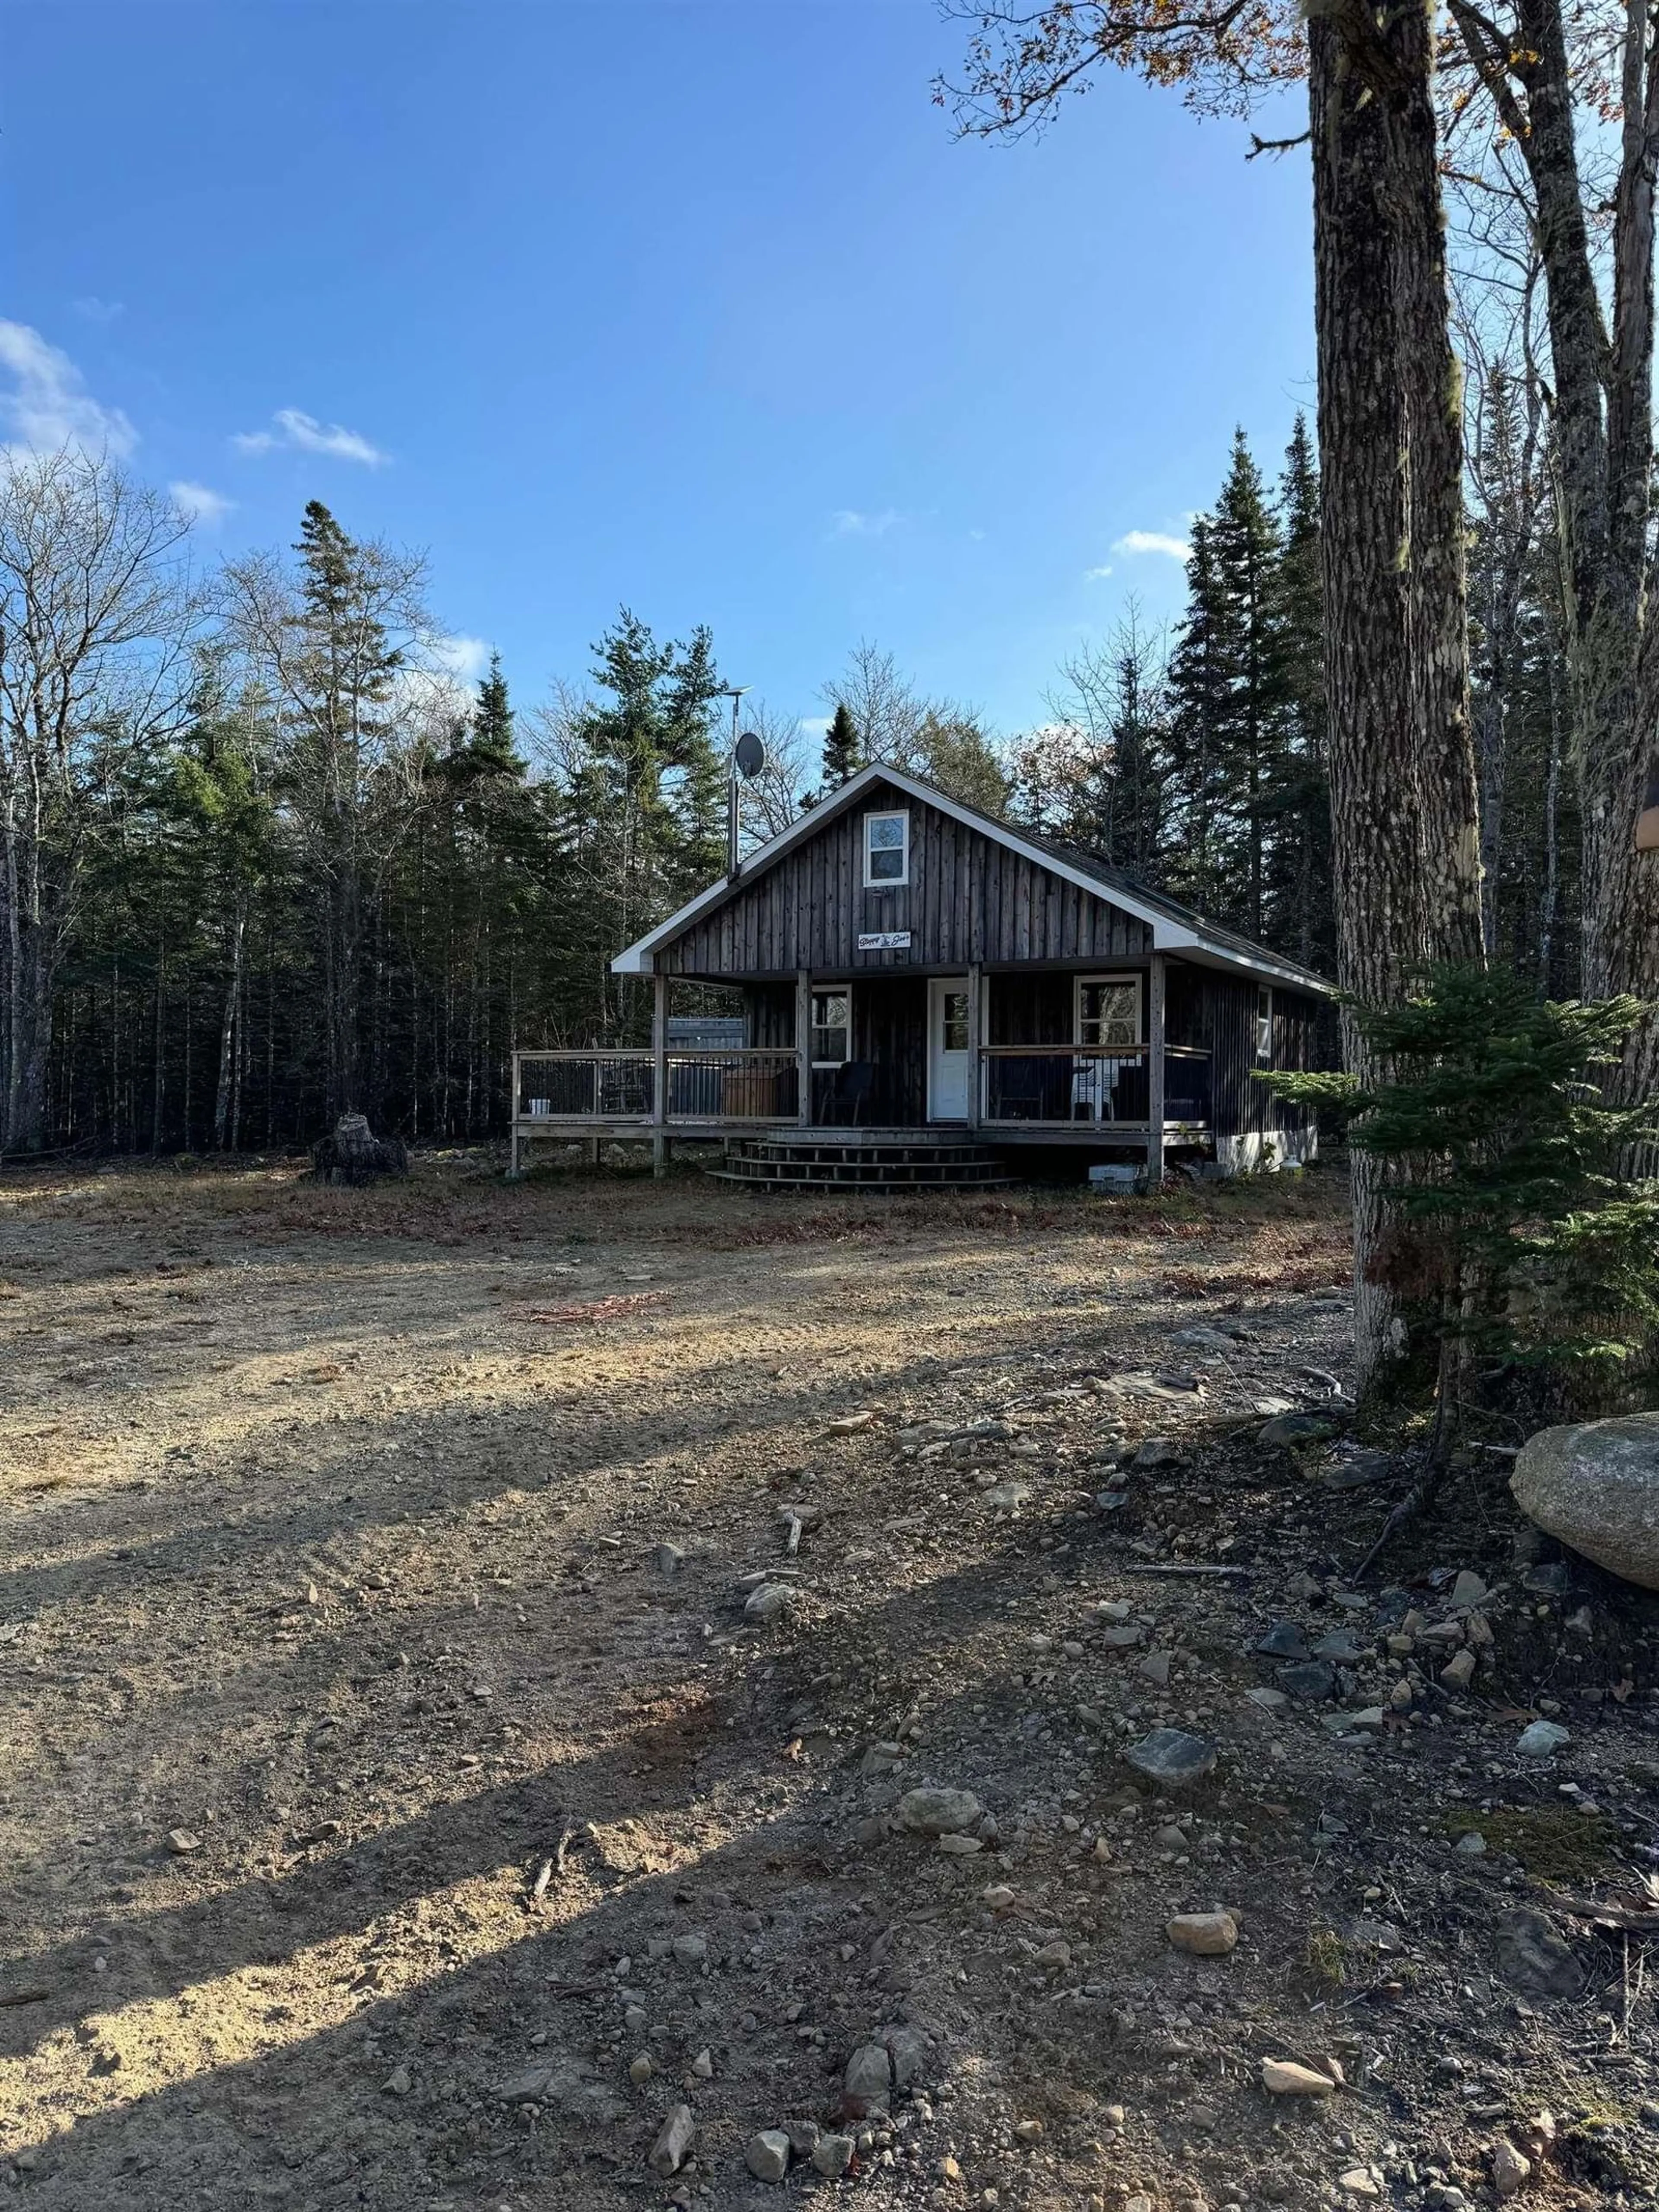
[1075,974,1141,1048]
[811,989,851,1066]
[1255,985,1273,1063]
[864,809,909,887]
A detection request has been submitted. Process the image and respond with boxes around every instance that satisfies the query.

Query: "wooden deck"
[508,1114,1210,1175]
[509,1040,1213,1175]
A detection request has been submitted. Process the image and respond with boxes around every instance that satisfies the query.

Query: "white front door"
[927,977,970,1122]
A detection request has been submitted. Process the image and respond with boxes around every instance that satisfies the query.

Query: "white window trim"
[1074,972,1144,1049]
[1255,984,1273,1065]
[810,985,853,1070]
[862,808,910,889]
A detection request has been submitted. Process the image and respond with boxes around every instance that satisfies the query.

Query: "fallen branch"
[1120,1561,1250,1579]
[1548,1894,1659,1935]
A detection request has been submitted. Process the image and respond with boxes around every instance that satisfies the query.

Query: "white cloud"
[432,633,491,685]
[234,406,388,466]
[1111,529,1192,562]
[799,715,833,738]
[0,320,136,458]
[830,507,901,538]
[71,296,124,326]
[169,480,235,527]
[1084,563,1115,581]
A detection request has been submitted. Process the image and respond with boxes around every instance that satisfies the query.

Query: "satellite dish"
[734,729,767,780]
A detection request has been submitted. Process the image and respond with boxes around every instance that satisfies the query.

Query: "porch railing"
[981,1044,1211,1127]
[513,1043,1211,1132]
[515,1049,800,1125]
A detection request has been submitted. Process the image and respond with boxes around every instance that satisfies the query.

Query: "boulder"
[1511,1415,1659,1591]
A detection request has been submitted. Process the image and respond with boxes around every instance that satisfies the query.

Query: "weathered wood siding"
[744,982,795,1048]
[661,780,1152,977]
[1165,966,1320,1139]
[986,971,1086,1046]
[744,977,929,1122]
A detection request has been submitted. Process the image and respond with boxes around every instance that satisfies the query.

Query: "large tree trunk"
[1473,0,1659,1129]
[1309,0,1486,1395]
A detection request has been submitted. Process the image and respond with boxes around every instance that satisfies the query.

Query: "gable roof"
[611,762,1334,993]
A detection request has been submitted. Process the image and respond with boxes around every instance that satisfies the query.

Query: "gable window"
[811,989,851,1066]
[864,809,909,887]
[1255,985,1273,1064]
[1076,974,1141,1049]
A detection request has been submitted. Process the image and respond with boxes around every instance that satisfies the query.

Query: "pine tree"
[1166,432,1307,949]
[1163,514,1231,917]
[822,701,862,788]
[1099,614,1171,877]
[1276,966,1659,1453]
[563,610,726,1029]
[1210,429,1294,941]
[459,651,524,780]
[286,501,409,1118]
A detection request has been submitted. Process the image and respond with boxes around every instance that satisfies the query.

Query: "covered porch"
[509,956,1212,1177]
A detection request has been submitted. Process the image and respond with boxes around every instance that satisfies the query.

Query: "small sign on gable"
[857,930,912,951]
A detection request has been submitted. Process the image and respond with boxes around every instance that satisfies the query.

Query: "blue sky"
[3,0,1315,746]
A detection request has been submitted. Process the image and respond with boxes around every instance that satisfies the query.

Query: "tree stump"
[310,1112,409,1187]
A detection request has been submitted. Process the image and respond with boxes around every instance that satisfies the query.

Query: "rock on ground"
[1126,1728,1217,1786]
[648,2104,696,2177]
[745,2128,791,2181]
[1512,1414,1659,1590]
[812,2134,855,2177]
[893,1785,982,1835]
[1167,1911,1238,1957]
[1261,2059,1336,2097]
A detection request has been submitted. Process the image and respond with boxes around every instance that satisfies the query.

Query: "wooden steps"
[710,1135,1014,1192]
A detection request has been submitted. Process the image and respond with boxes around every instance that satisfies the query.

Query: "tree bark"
[1309,0,1486,1394]
[1457,0,1659,1128]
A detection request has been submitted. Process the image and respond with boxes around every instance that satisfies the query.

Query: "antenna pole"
[728,689,741,879]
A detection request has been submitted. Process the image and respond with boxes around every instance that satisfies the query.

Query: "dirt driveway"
[0,1157,1652,2212]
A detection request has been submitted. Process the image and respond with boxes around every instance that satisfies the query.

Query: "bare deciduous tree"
[0,447,198,1152]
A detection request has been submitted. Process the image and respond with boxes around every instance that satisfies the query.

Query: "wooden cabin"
[511,764,1333,1188]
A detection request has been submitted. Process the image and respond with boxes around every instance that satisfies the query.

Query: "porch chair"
[829,1060,877,1126]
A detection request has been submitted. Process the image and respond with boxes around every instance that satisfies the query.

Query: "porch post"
[966,963,983,1130]
[795,969,812,1127]
[652,968,668,1178]
[1146,952,1166,1188]
[509,1050,521,1177]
